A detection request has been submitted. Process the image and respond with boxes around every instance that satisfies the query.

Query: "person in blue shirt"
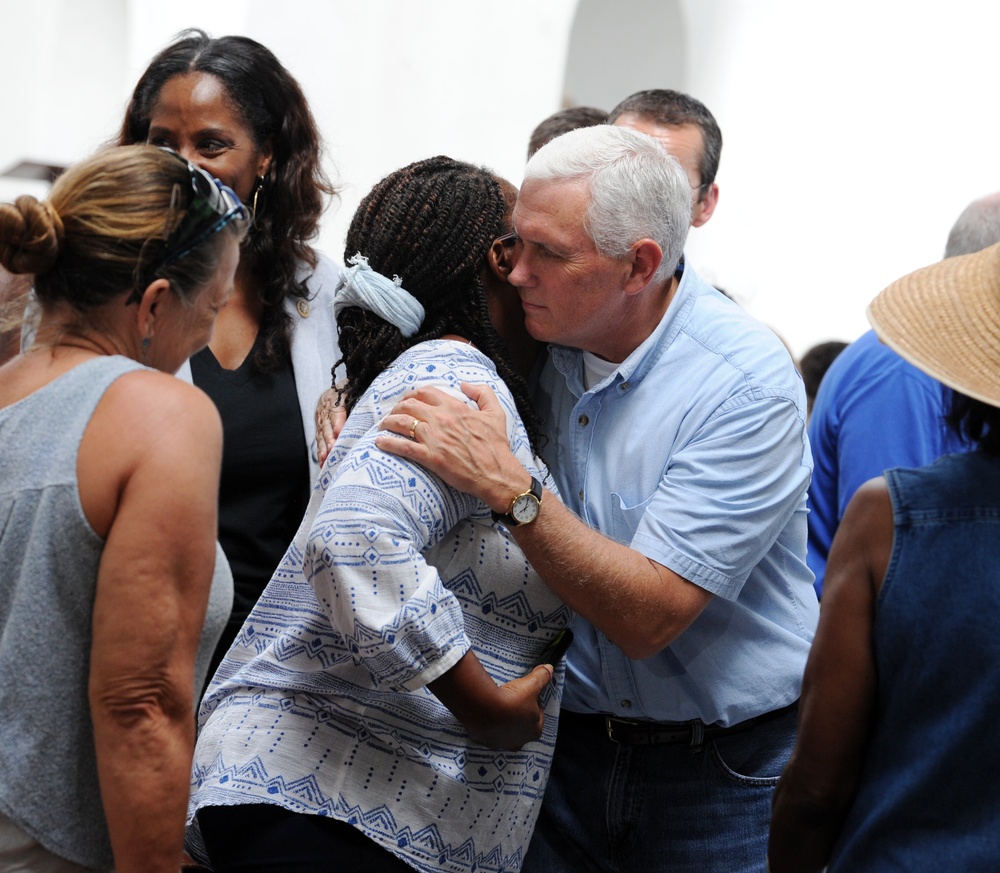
[806,191,1000,597]
[376,124,817,873]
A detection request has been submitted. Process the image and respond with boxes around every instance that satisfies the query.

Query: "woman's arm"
[82,374,223,873]
[429,653,554,750]
[315,384,345,467]
[768,477,893,872]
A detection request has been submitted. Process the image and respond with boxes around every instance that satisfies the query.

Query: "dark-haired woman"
[186,157,570,873]
[769,243,1000,871]
[118,29,341,677]
[0,145,243,873]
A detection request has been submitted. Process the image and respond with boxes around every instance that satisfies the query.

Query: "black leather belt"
[562,701,798,747]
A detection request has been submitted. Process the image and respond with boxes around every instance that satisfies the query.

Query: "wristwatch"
[492,476,543,527]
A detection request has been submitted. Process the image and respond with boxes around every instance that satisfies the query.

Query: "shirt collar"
[549,256,695,394]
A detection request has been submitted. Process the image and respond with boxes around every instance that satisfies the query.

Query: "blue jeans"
[523,708,797,873]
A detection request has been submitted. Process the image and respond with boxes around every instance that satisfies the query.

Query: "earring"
[251,176,265,222]
[141,336,151,364]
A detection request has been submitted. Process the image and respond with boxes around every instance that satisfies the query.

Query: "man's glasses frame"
[495,231,521,249]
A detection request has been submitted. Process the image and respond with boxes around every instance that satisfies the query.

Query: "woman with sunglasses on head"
[117,29,341,681]
[0,145,245,872]
[186,157,570,873]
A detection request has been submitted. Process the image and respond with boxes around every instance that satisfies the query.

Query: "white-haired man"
[377,124,817,873]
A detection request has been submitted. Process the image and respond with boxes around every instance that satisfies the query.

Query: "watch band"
[491,475,543,527]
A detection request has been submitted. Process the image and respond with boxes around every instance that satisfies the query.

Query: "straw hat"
[867,240,1000,407]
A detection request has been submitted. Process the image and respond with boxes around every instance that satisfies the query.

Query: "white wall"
[677,0,1000,356]
[563,0,686,110]
[4,0,1000,358]
[1,0,576,249]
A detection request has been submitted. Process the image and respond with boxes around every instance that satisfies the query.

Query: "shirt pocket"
[608,490,655,546]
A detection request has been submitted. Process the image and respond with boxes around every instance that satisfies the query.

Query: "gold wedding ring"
[409,418,422,439]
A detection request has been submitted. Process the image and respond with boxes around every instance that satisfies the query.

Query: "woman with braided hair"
[186,157,571,873]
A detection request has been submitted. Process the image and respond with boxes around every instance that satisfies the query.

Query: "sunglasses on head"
[129,149,248,304]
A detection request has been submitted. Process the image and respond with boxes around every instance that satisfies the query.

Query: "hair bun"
[0,195,64,275]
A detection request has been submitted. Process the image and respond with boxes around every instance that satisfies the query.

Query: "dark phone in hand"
[532,628,574,669]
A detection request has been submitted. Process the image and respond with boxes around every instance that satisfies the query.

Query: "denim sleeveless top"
[0,356,232,870]
[829,451,1000,871]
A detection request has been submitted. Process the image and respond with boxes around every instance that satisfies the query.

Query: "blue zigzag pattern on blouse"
[193,753,527,872]
[189,341,567,873]
[227,392,570,690]
[199,684,555,791]
[236,564,566,665]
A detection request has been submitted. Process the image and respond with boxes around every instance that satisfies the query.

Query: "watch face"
[511,492,540,524]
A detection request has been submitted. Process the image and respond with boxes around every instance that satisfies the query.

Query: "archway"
[562,0,688,111]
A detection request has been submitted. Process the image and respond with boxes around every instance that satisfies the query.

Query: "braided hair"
[335,156,543,453]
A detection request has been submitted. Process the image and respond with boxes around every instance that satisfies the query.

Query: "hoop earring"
[251,176,264,222]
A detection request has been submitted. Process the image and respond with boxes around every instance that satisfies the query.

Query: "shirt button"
[578,489,584,501]
[620,699,632,709]
[578,414,589,427]
[620,382,630,391]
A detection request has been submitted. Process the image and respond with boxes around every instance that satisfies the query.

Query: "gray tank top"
[0,355,232,870]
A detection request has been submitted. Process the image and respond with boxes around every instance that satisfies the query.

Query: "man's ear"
[692,182,719,227]
[624,239,663,294]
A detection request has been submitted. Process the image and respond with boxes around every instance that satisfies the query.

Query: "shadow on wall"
[563,0,687,107]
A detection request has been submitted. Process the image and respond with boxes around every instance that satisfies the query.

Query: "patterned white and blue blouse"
[187,339,571,873]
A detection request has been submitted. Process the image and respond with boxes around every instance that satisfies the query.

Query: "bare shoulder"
[839,476,893,542]
[849,475,891,506]
[828,475,893,597]
[100,368,221,444]
[78,369,221,537]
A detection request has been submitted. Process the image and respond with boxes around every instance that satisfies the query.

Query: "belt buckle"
[604,716,616,742]
[604,715,640,743]
[605,715,653,744]
[604,715,704,748]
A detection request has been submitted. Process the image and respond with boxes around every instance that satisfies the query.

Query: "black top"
[190,333,309,675]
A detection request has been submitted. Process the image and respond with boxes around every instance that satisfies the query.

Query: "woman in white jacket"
[117,29,342,677]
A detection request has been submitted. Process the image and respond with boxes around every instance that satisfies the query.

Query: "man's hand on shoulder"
[375,382,524,512]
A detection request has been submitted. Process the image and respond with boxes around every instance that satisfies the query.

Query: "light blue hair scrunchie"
[333,253,425,337]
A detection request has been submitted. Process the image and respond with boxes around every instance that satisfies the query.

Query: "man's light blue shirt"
[534,264,818,726]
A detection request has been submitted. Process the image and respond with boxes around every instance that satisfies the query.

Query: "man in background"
[527,105,607,159]
[609,88,722,228]
[799,340,848,418]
